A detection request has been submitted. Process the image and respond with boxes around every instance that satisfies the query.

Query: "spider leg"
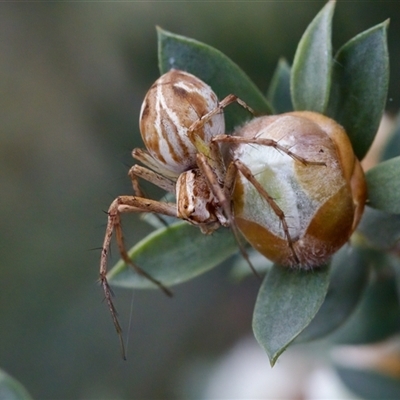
[100,196,176,359]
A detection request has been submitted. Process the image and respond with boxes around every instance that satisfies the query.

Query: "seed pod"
[232,111,367,268]
[139,69,224,175]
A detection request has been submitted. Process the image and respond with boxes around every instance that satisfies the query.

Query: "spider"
[100,69,255,358]
[99,69,337,358]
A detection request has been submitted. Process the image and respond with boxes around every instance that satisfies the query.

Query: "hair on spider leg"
[100,278,127,360]
[100,281,118,302]
[243,142,260,152]
[88,246,105,253]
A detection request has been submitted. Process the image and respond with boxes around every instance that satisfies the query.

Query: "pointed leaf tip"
[157,28,272,132]
[253,264,330,366]
[327,20,389,159]
[267,58,292,114]
[291,0,335,113]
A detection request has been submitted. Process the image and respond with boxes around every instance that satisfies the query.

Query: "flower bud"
[232,111,367,268]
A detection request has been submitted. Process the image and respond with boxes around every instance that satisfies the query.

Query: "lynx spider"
[100,69,324,358]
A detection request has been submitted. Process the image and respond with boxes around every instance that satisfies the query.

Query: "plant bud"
[232,111,367,268]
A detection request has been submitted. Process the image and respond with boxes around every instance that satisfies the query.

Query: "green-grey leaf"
[296,245,369,343]
[335,366,400,400]
[0,370,33,400]
[157,28,272,132]
[253,264,330,366]
[327,21,389,160]
[108,221,238,288]
[389,256,400,304]
[366,156,400,214]
[331,254,400,345]
[291,0,334,113]
[357,206,400,250]
[266,58,292,114]
[381,113,400,161]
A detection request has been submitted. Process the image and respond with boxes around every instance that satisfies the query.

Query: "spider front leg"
[132,147,180,180]
[187,94,255,179]
[128,164,176,196]
[189,94,255,133]
[128,160,177,229]
[195,153,260,278]
[213,134,326,166]
[100,195,176,359]
[232,160,300,265]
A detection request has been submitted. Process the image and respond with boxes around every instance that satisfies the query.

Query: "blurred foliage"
[0,369,33,400]
[1,2,400,399]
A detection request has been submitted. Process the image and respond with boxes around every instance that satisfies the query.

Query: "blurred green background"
[1,2,399,399]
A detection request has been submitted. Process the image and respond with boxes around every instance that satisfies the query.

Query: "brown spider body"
[138,69,225,176]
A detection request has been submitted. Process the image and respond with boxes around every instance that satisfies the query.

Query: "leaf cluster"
[107,0,400,389]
